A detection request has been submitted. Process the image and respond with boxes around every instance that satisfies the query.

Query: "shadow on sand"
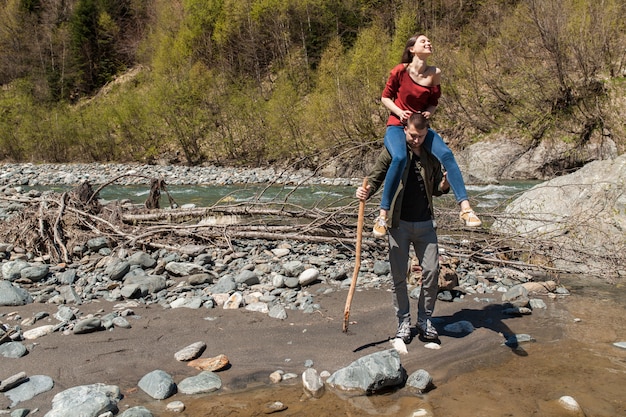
[353,303,528,356]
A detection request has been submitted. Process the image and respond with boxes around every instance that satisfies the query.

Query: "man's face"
[404,125,428,149]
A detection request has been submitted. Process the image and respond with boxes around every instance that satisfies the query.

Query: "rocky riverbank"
[0,162,360,188]
[0,162,622,417]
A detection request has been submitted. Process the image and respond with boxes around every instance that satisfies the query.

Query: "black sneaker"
[417,319,438,341]
[395,321,412,344]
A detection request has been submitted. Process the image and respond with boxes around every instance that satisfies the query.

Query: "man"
[356,112,449,343]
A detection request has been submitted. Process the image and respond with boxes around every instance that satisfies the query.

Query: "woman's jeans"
[381,125,468,210]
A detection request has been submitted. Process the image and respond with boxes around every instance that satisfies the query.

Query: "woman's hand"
[398,110,413,123]
[421,111,431,119]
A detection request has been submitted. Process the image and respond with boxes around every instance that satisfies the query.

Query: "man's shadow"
[353,303,529,356]
[435,303,529,356]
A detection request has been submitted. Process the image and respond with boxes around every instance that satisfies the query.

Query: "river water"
[64,181,536,212]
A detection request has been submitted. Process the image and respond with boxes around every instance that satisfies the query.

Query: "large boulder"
[458,136,618,183]
[492,154,626,277]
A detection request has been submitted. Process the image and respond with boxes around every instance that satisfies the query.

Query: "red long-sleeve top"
[382,64,441,126]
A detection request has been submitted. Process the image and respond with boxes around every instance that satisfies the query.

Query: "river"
[36,181,536,211]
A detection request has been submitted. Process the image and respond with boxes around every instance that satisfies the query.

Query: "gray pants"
[388,219,439,325]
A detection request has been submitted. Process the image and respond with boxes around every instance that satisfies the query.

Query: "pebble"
[558,395,582,412]
[263,401,287,414]
[187,354,229,372]
[269,371,283,383]
[166,401,185,412]
[174,341,207,361]
[613,341,626,349]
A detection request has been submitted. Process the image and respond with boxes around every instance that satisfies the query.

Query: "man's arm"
[431,158,450,197]
[360,148,392,199]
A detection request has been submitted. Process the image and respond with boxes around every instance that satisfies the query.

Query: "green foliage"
[0,0,625,165]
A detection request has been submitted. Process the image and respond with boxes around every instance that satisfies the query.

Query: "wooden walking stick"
[343,177,368,333]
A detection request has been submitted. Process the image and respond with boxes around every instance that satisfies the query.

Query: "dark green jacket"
[367,146,449,228]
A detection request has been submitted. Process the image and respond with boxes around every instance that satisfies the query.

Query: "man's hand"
[356,185,370,201]
[440,172,450,191]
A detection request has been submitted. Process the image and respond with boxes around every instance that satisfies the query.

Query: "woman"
[373,33,481,237]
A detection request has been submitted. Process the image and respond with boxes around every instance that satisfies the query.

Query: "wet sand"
[2,281,626,416]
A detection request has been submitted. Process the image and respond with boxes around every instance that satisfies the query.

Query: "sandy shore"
[6,281,618,416]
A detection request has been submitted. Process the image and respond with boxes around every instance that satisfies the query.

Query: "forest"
[0,0,624,172]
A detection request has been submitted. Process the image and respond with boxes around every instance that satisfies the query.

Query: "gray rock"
[298,268,319,286]
[209,275,237,294]
[165,262,205,276]
[179,244,207,256]
[491,154,626,276]
[194,253,212,266]
[406,369,433,393]
[174,341,207,361]
[123,275,167,296]
[187,273,214,285]
[0,281,33,306]
[458,139,527,184]
[268,304,287,320]
[235,270,260,286]
[138,370,176,400]
[502,285,530,308]
[326,349,405,394]
[373,261,390,276]
[58,285,82,304]
[302,368,324,398]
[73,317,102,334]
[284,277,300,288]
[177,371,222,394]
[118,406,154,417]
[57,269,77,284]
[1,260,30,281]
[0,242,14,252]
[44,383,121,417]
[166,401,185,412]
[54,305,76,322]
[0,372,28,392]
[170,297,204,309]
[128,251,157,268]
[245,302,269,313]
[10,408,31,417]
[4,375,54,408]
[86,237,109,251]
[282,260,304,277]
[529,298,547,309]
[272,274,285,288]
[104,259,130,281]
[613,342,626,350]
[20,264,49,282]
[0,342,28,359]
[112,316,131,329]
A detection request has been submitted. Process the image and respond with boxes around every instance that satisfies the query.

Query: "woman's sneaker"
[373,215,388,237]
[417,319,438,341]
[395,321,412,344]
[459,209,482,227]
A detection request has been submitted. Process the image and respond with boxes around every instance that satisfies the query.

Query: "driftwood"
[0,176,619,281]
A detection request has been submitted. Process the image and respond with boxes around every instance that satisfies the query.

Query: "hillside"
[1,0,624,175]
